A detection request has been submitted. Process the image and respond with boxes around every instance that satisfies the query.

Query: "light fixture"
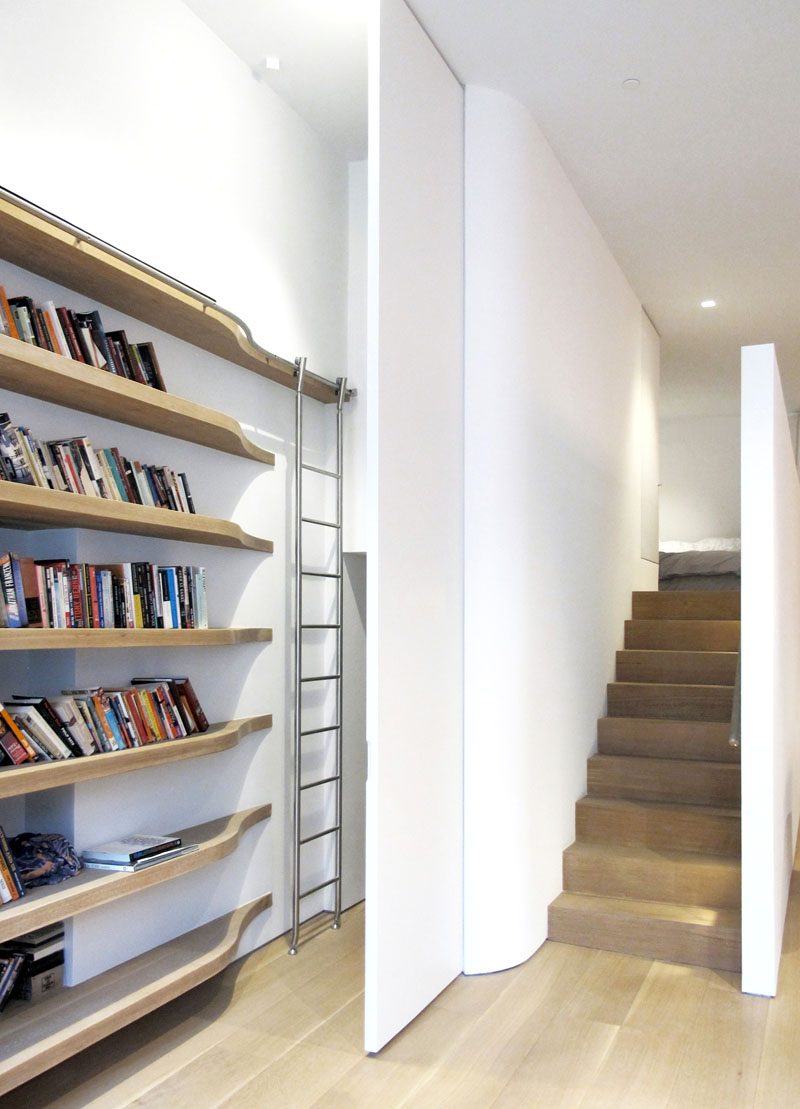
[253,56,281,80]
[700,299,717,309]
[622,78,640,90]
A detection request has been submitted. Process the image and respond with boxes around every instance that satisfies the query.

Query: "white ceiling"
[186,0,800,418]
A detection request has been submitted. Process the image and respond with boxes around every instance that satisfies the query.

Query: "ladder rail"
[289,366,347,954]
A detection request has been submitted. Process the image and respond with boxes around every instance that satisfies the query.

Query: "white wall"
[344,161,368,553]
[463,85,659,974]
[660,415,741,541]
[365,0,464,1053]
[0,0,347,381]
[741,343,800,996]
[0,0,352,981]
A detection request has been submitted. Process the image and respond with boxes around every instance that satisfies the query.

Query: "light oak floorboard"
[11,881,800,1108]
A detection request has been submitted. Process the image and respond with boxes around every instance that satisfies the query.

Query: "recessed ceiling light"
[700,299,717,309]
[622,78,640,90]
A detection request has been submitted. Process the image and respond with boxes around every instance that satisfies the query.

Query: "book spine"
[0,288,20,340]
[0,826,25,898]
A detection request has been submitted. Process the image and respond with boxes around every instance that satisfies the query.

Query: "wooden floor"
[7,859,800,1108]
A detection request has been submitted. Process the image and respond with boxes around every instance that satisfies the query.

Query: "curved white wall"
[463,86,659,974]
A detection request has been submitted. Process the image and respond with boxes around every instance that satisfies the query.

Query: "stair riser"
[548,903,741,972]
[608,683,733,722]
[615,650,737,686]
[632,592,740,621]
[625,619,740,652]
[563,850,740,908]
[587,757,740,807]
[597,718,738,763]
[576,799,741,856]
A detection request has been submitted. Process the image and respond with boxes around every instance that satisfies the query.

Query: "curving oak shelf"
[0,806,271,945]
[0,627,272,651]
[0,894,272,1096]
[0,715,271,798]
[0,193,339,402]
[0,334,276,465]
[0,480,273,551]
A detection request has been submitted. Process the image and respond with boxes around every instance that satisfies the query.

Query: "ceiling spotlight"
[621,78,640,90]
[700,299,717,309]
[253,56,281,80]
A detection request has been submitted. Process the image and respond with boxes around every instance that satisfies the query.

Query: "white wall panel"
[660,415,741,541]
[463,86,658,974]
[364,0,464,1053]
[741,343,800,996]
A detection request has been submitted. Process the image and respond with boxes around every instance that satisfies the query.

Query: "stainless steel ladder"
[289,359,347,954]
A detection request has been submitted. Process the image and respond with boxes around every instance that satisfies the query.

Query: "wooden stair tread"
[632,591,740,621]
[576,795,741,856]
[607,681,733,722]
[550,891,740,931]
[615,649,737,686]
[564,839,741,871]
[587,753,740,806]
[597,717,738,762]
[625,618,740,652]
[548,891,741,972]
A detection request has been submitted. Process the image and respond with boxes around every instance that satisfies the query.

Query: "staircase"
[548,590,742,972]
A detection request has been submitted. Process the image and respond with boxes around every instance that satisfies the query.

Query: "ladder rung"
[301,674,341,683]
[300,725,341,737]
[299,876,339,899]
[301,570,341,579]
[300,825,341,846]
[301,464,341,480]
[301,516,341,529]
[301,623,341,630]
[300,775,340,791]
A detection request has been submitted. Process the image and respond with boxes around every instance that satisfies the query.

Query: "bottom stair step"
[548,891,741,972]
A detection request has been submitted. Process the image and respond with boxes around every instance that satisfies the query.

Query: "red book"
[56,307,86,362]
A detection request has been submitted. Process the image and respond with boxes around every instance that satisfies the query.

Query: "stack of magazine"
[82,833,198,873]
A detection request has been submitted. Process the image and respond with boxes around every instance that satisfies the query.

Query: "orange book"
[0,702,37,760]
[0,286,19,340]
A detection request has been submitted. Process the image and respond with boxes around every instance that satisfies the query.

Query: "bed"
[658,537,741,591]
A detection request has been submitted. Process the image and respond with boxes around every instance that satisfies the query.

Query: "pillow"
[660,537,741,554]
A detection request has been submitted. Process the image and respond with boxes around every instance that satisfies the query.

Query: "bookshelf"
[0,715,272,798]
[0,334,276,464]
[0,194,337,402]
[0,628,272,650]
[0,895,272,1096]
[0,482,273,552]
[0,806,271,943]
[0,192,279,1091]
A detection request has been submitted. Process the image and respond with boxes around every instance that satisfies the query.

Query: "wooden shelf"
[0,194,338,402]
[0,894,271,1096]
[0,481,273,552]
[0,627,272,651]
[0,715,271,799]
[0,334,276,465]
[0,806,271,944]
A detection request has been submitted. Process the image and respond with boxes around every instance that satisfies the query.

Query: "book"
[0,955,25,1010]
[82,844,198,871]
[0,710,30,765]
[0,287,19,340]
[0,825,25,899]
[82,833,183,865]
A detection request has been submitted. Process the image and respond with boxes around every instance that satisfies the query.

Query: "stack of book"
[0,825,25,902]
[0,677,209,765]
[82,833,198,872]
[0,953,25,1010]
[0,411,196,513]
[0,923,64,1005]
[0,553,207,630]
[0,286,168,390]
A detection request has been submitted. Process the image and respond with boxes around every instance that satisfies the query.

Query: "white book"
[82,844,199,871]
[83,832,183,864]
[42,302,68,357]
[11,707,71,760]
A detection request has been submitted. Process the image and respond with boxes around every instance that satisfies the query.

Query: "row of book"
[0,923,64,1006]
[0,677,210,767]
[0,412,196,514]
[0,285,168,391]
[0,825,24,905]
[0,553,208,631]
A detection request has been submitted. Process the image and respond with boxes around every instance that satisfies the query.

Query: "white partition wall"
[741,343,800,996]
[364,0,464,1052]
[463,86,659,974]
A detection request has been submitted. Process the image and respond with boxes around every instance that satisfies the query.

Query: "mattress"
[658,543,741,591]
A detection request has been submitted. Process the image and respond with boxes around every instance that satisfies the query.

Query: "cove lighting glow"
[700,299,717,308]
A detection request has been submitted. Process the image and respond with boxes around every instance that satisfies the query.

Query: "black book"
[0,955,25,1011]
[135,342,168,391]
[8,297,40,347]
[74,310,114,373]
[178,473,196,514]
